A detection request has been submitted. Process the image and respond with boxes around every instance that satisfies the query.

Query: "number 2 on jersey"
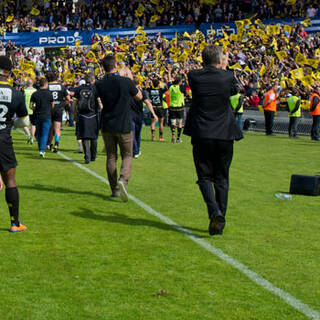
[0,104,8,130]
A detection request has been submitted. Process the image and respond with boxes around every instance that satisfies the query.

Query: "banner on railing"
[0,18,319,48]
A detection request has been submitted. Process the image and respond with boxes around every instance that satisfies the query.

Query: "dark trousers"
[132,115,143,156]
[82,139,97,161]
[102,131,133,193]
[311,115,320,140]
[192,138,234,224]
[288,117,299,137]
[264,110,275,135]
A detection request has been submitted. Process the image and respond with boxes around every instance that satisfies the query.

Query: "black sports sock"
[5,187,19,226]
[170,125,176,136]
[151,129,155,136]
[177,127,182,138]
[159,131,163,138]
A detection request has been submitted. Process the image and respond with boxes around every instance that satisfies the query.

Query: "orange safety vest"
[263,89,277,112]
[310,93,320,116]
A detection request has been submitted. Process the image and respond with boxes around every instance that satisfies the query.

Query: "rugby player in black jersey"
[0,56,29,232]
[46,72,71,152]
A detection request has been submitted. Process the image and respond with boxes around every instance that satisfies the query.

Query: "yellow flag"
[115,53,125,62]
[229,62,241,70]
[295,52,306,65]
[300,100,310,110]
[75,39,81,47]
[150,0,159,5]
[91,41,100,50]
[157,5,164,14]
[286,0,296,4]
[275,51,287,61]
[210,25,215,37]
[137,3,145,12]
[199,41,208,51]
[270,57,275,69]
[301,75,314,87]
[132,64,141,73]
[103,35,111,44]
[235,20,244,30]
[301,17,312,27]
[135,10,144,17]
[260,64,266,76]
[30,8,40,15]
[243,66,252,73]
[150,15,158,23]
[118,44,129,51]
[178,51,188,62]
[304,59,319,69]
[285,77,295,88]
[283,25,292,34]
[6,15,14,22]
[266,25,280,36]
[290,68,304,80]
[315,49,320,58]
[86,51,96,60]
[183,32,192,39]
[200,0,217,4]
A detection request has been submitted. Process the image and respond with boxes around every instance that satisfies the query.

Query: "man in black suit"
[184,45,242,236]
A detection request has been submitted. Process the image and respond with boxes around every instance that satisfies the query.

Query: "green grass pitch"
[0,126,319,320]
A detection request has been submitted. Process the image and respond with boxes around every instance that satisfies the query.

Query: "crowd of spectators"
[0,0,319,33]
[3,15,319,116]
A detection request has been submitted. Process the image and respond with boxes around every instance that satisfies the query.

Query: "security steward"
[287,90,301,138]
[230,92,244,132]
[263,84,277,136]
[310,84,320,141]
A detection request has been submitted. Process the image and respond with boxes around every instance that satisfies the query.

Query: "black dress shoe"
[209,214,225,236]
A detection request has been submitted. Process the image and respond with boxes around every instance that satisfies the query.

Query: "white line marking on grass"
[56,151,319,319]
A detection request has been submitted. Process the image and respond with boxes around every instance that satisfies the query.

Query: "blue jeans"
[132,115,143,156]
[35,118,51,152]
[235,113,243,132]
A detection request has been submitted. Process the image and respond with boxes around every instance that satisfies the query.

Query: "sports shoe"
[27,135,31,144]
[39,152,45,158]
[53,146,58,153]
[110,190,120,198]
[117,179,129,202]
[10,223,27,233]
[171,136,176,144]
[159,138,165,142]
[30,138,34,145]
[151,135,156,141]
[176,138,182,143]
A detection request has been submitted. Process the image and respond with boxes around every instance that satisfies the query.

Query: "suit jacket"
[184,66,243,141]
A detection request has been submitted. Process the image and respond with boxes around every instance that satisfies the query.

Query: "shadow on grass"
[70,207,208,236]
[0,228,9,232]
[19,184,116,202]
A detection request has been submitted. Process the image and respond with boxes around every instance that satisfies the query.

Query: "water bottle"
[274,193,292,200]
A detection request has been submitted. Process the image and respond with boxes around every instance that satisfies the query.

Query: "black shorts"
[169,108,184,121]
[52,106,63,123]
[151,107,165,119]
[29,114,36,126]
[0,135,17,171]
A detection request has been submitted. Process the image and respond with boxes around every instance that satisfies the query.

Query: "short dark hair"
[39,77,48,88]
[101,54,116,73]
[0,55,12,72]
[202,45,222,67]
[46,72,57,82]
[152,79,159,88]
[84,73,95,84]
[173,76,182,85]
